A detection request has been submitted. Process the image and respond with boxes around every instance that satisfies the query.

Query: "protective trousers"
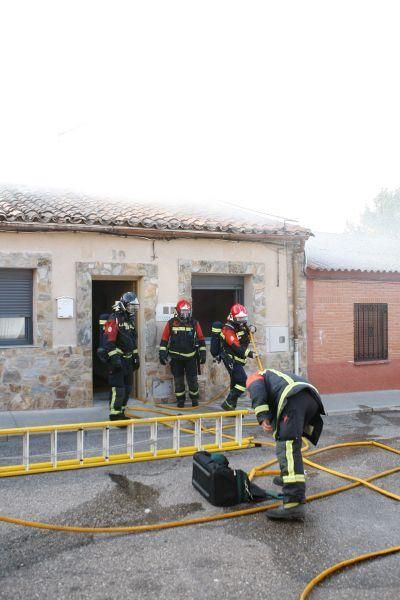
[170,357,199,405]
[108,357,133,416]
[222,356,247,409]
[275,390,320,505]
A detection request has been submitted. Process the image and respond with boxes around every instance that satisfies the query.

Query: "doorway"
[191,275,244,337]
[92,280,138,397]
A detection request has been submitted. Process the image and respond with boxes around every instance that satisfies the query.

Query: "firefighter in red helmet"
[220,303,255,411]
[159,299,206,408]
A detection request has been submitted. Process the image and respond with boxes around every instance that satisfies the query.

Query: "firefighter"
[219,303,255,411]
[159,299,206,408]
[246,368,325,520]
[103,291,140,421]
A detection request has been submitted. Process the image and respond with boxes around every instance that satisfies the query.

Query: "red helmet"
[228,303,248,325]
[176,299,192,322]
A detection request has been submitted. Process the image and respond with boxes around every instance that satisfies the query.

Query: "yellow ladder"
[0,410,253,477]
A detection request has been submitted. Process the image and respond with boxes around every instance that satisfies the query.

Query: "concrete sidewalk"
[1,389,400,429]
[322,388,400,415]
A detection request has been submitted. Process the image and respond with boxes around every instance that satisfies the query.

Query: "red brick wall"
[307,277,400,393]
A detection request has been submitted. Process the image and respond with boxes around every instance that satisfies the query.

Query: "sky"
[1,0,400,233]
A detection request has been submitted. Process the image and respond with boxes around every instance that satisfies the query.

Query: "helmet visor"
[126,302,139,314]
[235,315,248,324]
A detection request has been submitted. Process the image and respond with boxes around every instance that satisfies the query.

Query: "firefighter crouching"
[246,368,325,520]
[219,303,256,411]
[159,299,206,408]
[101,292,140,421]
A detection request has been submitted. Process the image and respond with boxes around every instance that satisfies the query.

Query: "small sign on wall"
[56,296,74,319]
[156,303,176,322]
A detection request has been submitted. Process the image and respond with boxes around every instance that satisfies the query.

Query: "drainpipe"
[292,248,299,375]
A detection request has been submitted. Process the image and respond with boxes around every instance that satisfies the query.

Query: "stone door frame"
[76,261,158,399]
[178,259,267,347]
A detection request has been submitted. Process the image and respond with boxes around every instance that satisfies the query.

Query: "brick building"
[306,232,400,393]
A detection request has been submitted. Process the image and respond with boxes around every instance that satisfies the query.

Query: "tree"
[347,188,400,237]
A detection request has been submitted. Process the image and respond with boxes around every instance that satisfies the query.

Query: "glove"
[247,350,255,359]
[159,352,168,366]
[110,354,122,371]
[133,355,140,371]
[96,347,108,364]
[248,324,257,334]
[261,419,273,432]
[199,353,206,365]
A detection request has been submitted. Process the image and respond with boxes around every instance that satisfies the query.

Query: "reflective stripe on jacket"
[160,318,205,359]
[220,322,251,364]
[247,368,325,440]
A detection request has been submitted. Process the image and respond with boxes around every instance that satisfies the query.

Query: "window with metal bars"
[354,303,388,362]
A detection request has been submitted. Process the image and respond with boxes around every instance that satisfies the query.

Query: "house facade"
[306,232,400,393]
[0,185,311,411]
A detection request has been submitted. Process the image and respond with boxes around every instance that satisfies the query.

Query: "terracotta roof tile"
[0,184,310,238]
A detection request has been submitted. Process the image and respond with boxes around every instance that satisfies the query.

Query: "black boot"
[221,390,238,411]
[109,413,130,421]
[221,399,236,411]
[267,503,305,521]
[109,413,131,428]
[273,476,283,486]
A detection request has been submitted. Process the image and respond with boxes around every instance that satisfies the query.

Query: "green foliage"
[347,188,400,237]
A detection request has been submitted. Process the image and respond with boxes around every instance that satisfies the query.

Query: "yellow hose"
[1,440,398,533]
[303,456,400,501]
[1,462,398,534]
[134,375,229,412]
[300,545,400,600]
[0,411,398,598]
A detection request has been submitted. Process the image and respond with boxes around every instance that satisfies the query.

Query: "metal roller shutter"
[0,269,33,344]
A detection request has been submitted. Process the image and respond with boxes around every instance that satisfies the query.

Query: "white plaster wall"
[0,231,290,347]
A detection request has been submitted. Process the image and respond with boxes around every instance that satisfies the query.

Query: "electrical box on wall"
[156,303,176,321]
[266,326,289,353]
[56,297,74,319]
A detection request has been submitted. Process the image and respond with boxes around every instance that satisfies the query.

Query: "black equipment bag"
[192,451,271,507]
[210,321,223,358]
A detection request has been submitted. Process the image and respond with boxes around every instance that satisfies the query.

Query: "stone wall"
[0,346,92,410]
[0,252,92,410]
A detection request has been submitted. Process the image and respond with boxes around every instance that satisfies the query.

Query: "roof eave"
[305,266,400,280]
[0,221,311,243]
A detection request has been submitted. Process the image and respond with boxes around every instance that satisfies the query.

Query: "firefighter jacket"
[220,322,252,365]
[247,369,325,444]
[159,318,205,361]
[103,312,139,366]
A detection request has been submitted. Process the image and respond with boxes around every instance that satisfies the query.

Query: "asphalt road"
[0,411,399,600]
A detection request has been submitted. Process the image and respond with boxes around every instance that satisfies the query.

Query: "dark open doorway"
[92,280,138,397]
[191,275,244,337]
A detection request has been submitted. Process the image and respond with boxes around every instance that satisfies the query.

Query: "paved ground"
[1,388,400,428]
[0,406,399,600]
